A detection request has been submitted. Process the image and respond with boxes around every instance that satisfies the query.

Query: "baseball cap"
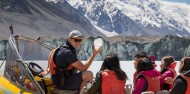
[69,30,84,38]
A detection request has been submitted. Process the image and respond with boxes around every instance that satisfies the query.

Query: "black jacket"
[169,70,190,94]
[87,72,102,94]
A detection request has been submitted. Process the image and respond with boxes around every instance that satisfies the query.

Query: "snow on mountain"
[1,0,190,38]
[161,1,190,31]
[94,25,119,37]
[65,0,190,37]
[0,0,105,40]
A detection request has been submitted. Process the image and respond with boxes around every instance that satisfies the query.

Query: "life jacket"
[49,46,73,75]
[166,68,177,78]
[165,68,177,89]
[137,71,160,93]
[160,62,177,90]
[180,75,190,94]
[102,70,125,94]
[167,62,177,78]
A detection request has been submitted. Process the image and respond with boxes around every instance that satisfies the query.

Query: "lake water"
[0,61,180,84]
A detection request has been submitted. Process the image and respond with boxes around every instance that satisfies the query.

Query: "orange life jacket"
[138,72,160,93]
[167,62,177,78]
[102,70,126,94]
[49,46,73,75]
[167,68,177,78]
[180,75,190,94]
[166,68,177,89]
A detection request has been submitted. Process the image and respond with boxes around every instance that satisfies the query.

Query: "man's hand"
[41,68,50,76]
[92,45,102,56]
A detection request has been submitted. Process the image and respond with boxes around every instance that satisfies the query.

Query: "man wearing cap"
[50,30,101,92]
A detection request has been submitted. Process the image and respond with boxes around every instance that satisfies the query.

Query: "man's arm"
[72,47,101,71]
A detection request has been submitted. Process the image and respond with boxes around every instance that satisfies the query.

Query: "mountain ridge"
[0,0,105,40]
[67,0,190,37]
[1,0,190,40]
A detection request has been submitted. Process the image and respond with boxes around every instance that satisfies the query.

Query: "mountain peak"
[67,0,190,37]
[1,0,190,39]
[0,0,105,40]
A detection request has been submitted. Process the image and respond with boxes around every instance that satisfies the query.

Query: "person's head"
[135,57,154,72]
[160,56,175,70]
[67,30,84,48]
[101,54,120,70]
[100,54,127,80]
[134,52,149,69]
[178,57,190,74]
[134,51,148,61]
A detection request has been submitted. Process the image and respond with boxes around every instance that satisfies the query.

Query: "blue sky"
[164,0,190,4]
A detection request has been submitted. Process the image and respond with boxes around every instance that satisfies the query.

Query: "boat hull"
[0,75,33,94]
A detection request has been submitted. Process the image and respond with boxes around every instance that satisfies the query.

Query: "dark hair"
[136,57,154,72]
[135,51,148,59]
[179,57,190,74]
[162,56,175,68]
[100,54,127,80]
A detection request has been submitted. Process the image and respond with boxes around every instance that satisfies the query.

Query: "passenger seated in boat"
[43,30,101,92]
[86,54,128,94]
[160,56,177,91]
[133,57,160,94]
[170,57,190,94]
[133,51,149,85]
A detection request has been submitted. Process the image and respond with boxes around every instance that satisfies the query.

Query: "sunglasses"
[71,38,83,42]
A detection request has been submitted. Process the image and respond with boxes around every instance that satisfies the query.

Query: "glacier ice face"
[1,35,190,61]
[32,35,190,60]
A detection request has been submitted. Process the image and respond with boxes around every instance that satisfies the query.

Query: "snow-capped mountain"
[1,0,190,39]
[65,0,190,37]
[0,0,105,40]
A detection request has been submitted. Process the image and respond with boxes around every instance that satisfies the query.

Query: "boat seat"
[50,88,77,94]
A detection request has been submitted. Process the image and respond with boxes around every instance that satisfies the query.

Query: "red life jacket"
[181,75,190,94]
[138,71,160,93]
[102,70,126,94]
[166,68,177,89]
[167,68,177,78]
[168,62,177,78]
[49,46,73,75]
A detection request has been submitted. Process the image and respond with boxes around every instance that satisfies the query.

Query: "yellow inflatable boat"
[0,35,55,94]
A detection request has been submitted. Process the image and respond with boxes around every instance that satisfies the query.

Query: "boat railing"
[3,35,45,94]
